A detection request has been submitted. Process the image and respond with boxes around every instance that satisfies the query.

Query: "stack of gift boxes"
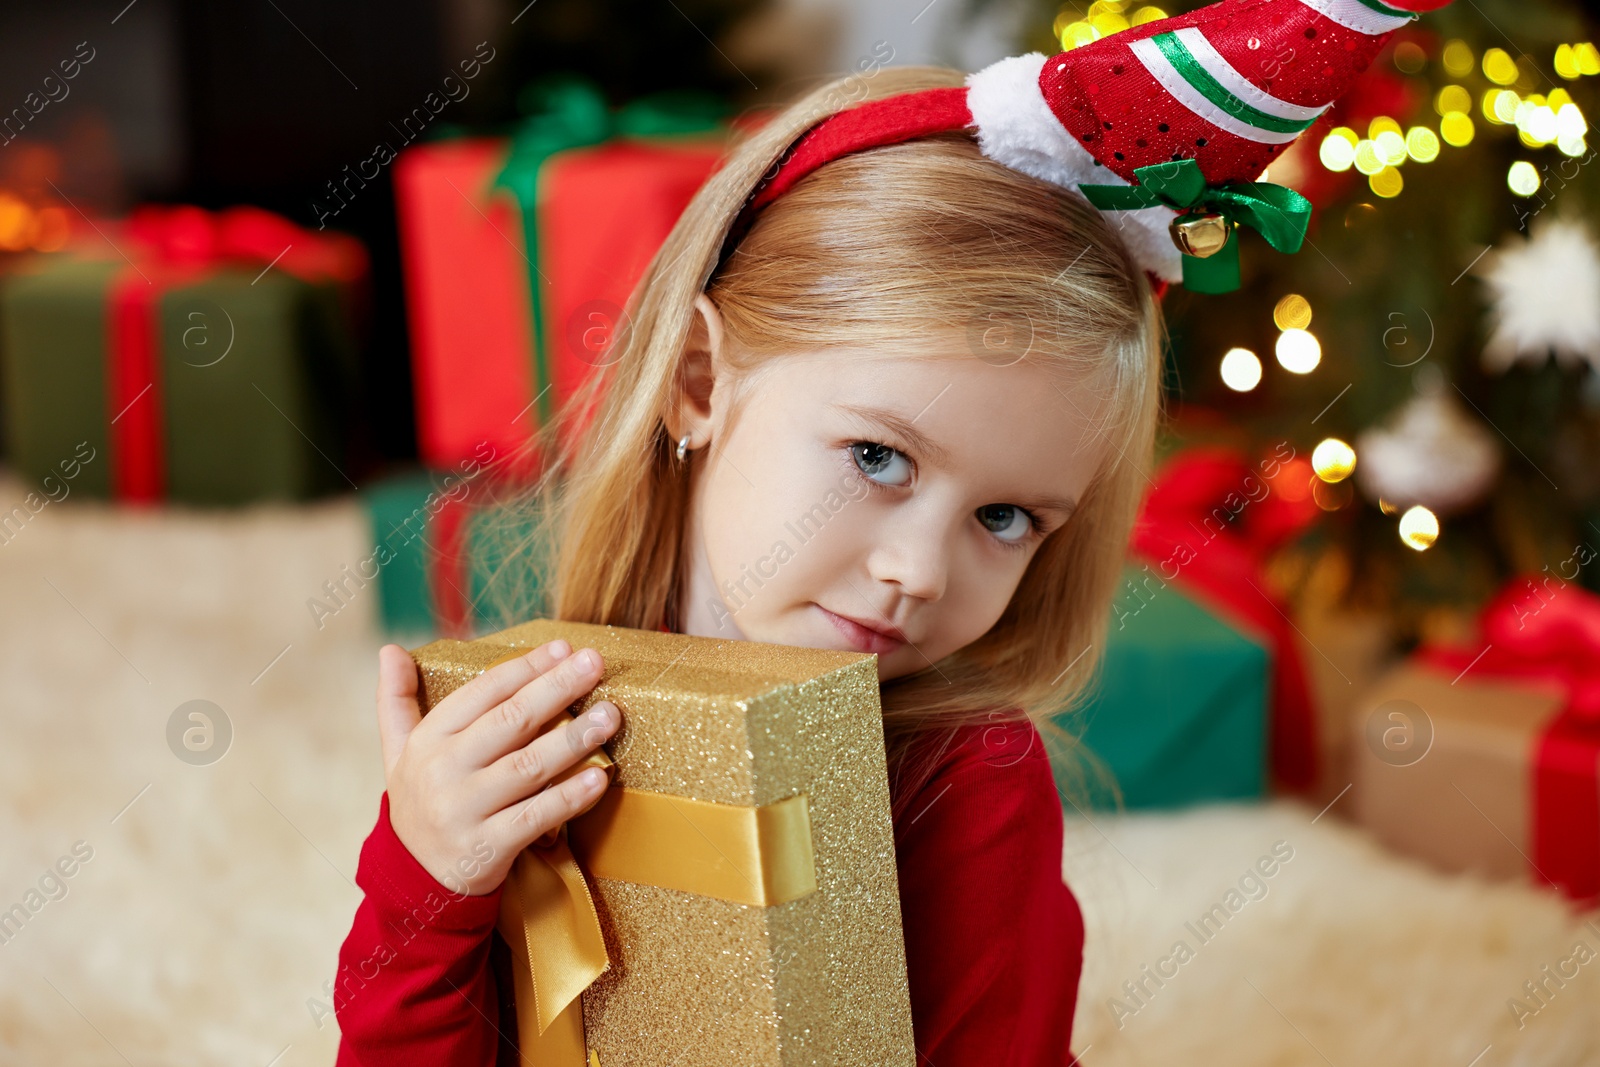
[371,78,742,636]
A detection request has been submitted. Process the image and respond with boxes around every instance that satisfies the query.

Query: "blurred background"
[3,0,1600,1063]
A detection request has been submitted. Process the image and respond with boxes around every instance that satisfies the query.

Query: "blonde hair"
[477,65,1165,814]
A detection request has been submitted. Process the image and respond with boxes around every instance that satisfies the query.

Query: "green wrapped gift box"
[360,464,547,637]
[1062,564,1270,809]
[0,205,366,506]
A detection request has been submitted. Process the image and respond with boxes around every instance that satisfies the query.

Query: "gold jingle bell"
[1170,213,1231,258]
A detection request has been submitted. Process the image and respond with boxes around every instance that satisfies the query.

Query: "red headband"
[713,0,1443,297]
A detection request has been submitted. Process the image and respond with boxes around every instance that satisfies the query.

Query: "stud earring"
[676,434,691,462]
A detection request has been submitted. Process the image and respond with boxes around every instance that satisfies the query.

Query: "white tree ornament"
[1355,380,1502,515]
[1480,218,1600,374]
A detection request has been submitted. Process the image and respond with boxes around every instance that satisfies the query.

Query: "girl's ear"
[671,293,726,448]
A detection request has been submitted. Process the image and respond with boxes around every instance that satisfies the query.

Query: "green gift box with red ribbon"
[394,77,744,473]
[0,204,368,505]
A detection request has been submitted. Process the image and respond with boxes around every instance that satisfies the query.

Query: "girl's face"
[674,295,1112,682]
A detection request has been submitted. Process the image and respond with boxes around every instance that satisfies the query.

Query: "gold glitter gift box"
[411,618,916,1066]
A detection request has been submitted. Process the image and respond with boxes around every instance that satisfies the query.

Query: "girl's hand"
[374,639,619,896]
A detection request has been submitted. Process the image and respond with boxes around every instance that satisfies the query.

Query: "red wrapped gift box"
[395,130,733,472]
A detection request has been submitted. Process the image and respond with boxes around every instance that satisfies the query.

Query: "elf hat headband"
[719,0,1447,294]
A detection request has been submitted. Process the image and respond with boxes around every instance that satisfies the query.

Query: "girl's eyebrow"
[831,402,951,466]
[829,401,1079,519]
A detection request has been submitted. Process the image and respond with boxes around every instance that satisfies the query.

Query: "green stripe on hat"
[1152,32,1322,136]
[1352,0,1414,18]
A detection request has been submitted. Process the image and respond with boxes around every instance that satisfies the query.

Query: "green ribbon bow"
[1079,159,1312,294]
[492,76,728,430]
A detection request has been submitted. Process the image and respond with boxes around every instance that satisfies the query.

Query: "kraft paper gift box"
[410,618,916,1065]
[1351,664,1587,891]
[1352,580,1600,903]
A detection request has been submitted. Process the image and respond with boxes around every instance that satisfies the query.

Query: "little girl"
[332,0,1421,1058]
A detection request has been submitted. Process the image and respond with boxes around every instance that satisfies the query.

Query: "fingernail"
[581,767,607,788]
[583,726,609,746]
[547,640,572,660]
[574,649,600,671]
[588,702,615,726]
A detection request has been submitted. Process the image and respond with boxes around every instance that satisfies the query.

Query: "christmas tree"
[955,0,1600,641]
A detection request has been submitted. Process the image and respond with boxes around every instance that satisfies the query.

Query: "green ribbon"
[492,76,728,430]
[1079,159,1312,294]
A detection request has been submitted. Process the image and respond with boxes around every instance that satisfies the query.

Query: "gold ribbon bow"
[493,709,819,1065]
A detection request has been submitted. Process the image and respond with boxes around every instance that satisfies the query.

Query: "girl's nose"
[865,519,950,604]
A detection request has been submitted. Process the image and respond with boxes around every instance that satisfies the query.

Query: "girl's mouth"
[814,604,906,655]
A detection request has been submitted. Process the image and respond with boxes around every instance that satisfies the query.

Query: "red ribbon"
[104,205,367,502]
[1417,579,1600,902]
[1128,447,1322,791]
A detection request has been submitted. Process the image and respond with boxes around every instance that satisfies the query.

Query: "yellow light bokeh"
[1483,47,1519,85]
[1441,112,1475,146]
[1405,126,1441,162]
[1369,165,1404,198]
[1089,11,1130,34]
[1484,88,1518,124]
[1061,21,1101,48]
[1374,129,1408,166]
[1368,116,1403,140]
[1442,39,1475,78]
[1556,102,1588,139]
[1435,85,1472,117]
[1518,100,1559,144]
[1353,139,1385,175]
[1320,134,1356,171]
[1130,5,1168,25]
[1312,438,1357,483]
[1579,42,1600,76]
[1399,505,1440,551]
[1273,293,1313,331]
[1275,328,1322,373]
[1556,43,1581,79]
[1220,347,1262,392]
[1507,160,1541,196]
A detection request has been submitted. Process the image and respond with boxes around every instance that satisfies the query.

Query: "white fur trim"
[965,53,1183,282]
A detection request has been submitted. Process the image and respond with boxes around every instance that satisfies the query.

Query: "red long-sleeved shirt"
[332,716,1084,1064]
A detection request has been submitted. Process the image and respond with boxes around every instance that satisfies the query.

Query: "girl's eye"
[846,441,1041,550]
[849,441,913,487]
[976,503,1037,547]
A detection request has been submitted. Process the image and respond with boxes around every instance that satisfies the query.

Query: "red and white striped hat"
[722,0,1448,292]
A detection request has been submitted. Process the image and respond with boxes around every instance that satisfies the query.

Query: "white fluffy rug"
[1,476,1596,1066]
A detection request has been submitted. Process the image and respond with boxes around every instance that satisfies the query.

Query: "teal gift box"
[1062,564,1270,809]
[359,466,546,637]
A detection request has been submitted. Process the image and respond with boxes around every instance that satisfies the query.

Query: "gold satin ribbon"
[496,788,817,1064]
[488,695,817,1063]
